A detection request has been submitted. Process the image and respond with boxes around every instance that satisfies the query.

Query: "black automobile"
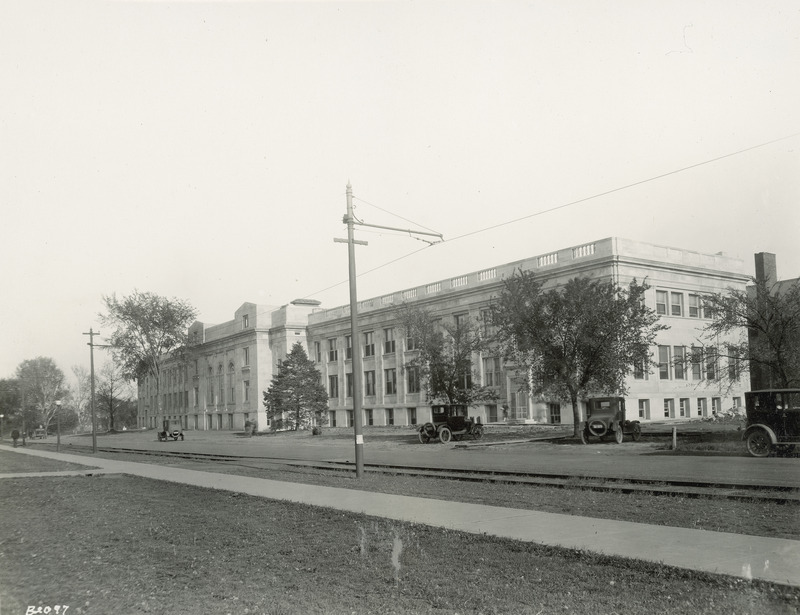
[418,404,484,443]
[743,389,800,457]
[157,419,185,442]
[580,397,641,444]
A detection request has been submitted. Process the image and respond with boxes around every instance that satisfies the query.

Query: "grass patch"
[1,474,798,615]
[0,448,99,473]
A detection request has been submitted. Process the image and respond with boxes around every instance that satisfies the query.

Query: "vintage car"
[32,428,47,439]
[743,389,800,457]
[157,419,185,442]
[418,404,484,443]
[580,397,641,444]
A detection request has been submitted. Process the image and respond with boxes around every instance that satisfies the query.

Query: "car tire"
[472,425,484,440]
[746,429,772,458]
[631,423,642,442]
[614,427,624,444]
[439,426,452,443]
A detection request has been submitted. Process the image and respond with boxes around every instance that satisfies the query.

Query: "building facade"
[138,237,750,431]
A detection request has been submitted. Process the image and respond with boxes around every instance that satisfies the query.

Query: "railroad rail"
[38,442,800,505]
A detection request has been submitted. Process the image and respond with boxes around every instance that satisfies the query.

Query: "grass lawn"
[1,452,799,614]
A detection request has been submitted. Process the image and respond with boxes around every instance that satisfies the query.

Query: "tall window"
[363,332,375,357]
[673,346,686,380]
[706,352,717,380]
[383,328,396,354]
[314,341,321,363]
[633,359,647,380]
[697,398,707,417]
[384,368,397,395]
[670,292,684,317]
[454,312,469,330]
[406,334,419,351]
[228,363,235,404]
[329,411,337,427]
[711,397,721,415]
[387,408,394,425]
[483,356,502,387]
[328,339,338,362]
[328,375,339,399]
[688,294,701,318]
[346,373,353,398]
[548,403,561,424]
[679,398,690,417]
[408,407,417,425]
[364,370,376,396]
[345,335,352,360]
[656,290,668,315]
[243,346,250,366]
[217,365,224,405]
[406,366,420,393]
[243,380,250,403]
[365,409,374,426]
[207,366,214,406]
[242,314,249,329]
[638,399,650,420]
[663,398,674,418]
[691,347,702,379]
[727,347,741,381]
[658,346,671,380]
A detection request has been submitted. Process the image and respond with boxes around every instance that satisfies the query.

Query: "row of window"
[635,346,740,381]
[636,396,737,419]
[655,290,711,319]
[328,367,421,399]
[328,407,418,428]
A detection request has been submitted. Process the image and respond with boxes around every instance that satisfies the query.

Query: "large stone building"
[138,237,750,431]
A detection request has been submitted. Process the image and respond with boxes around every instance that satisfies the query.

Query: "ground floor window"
[486,404,498,423]
[208,414,213,430]
[663,399,674,419]
[366,409,373,426]
[548,403,561,424]
[330,411,337,427]
[638,399,650,420]
[711,397,721,416]
[679,398,690,417]
[697,398,707,417]
[217,414,223,429]
[347,410,353,428]
[408,407,416,425]
[387,408,394,425]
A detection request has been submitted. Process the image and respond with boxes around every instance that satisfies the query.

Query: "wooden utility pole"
[83,328,99,453]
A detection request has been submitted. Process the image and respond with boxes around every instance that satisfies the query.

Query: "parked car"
[579,397,641,444]
[32,428,47,439]
[743,389,799,457]
[418,404,484,443]
[158,419,185,442]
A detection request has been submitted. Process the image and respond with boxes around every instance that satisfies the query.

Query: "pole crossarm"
[352,220,443,241]
[334,237,368,246]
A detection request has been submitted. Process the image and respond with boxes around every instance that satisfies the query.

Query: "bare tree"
[16,357,67,433]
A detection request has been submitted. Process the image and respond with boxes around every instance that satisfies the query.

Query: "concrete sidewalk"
[4,446,799,588]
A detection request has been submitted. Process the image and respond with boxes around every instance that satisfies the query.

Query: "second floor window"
[328,339,338,362]
[364,370,376,396]
[363,332,375,357]
[345,335,352,360]
[328,375,339,398]
[656,290,668,315]
[384,328,396,354]
[406,366,420,394]
[385,368,397,395]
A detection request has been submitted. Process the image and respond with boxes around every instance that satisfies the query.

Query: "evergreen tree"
[263,342,329,431]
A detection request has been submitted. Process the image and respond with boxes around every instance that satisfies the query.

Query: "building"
[138,237,750,431]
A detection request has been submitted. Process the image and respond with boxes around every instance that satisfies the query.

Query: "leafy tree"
[263,342,329,431]
[701,277,800,389]
[100,290,197,415]
[491,272,666,436]
[397,304,497,408]
[97,361,136,431]
[15,357,68,433]
[0,378,21,434]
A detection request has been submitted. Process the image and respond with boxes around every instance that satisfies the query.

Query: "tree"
[71,365,93,431]
[263,342,329,431]
[97,361,136,431]
[397,304,498,408]
[15,357,68,433]
[100,290,197,416]
[0,378,21,434]
[701,277,800,389]
[491,272,666,436]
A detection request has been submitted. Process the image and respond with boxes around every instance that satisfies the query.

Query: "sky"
[1,0,799,381]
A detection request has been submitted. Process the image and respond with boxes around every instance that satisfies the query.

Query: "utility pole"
[335,182,443,479]
[83,328,100,453]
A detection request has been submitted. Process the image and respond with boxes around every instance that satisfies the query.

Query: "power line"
[301,131,800,300]
[352,195,440,235]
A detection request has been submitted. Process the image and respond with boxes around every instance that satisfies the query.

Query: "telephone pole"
[83,328,100,453]
[335,182,442,479]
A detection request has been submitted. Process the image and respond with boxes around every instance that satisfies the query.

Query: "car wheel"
[746,429,772,458]
[631,423,642,442]
[439,426,452,443]
[472,425,484,440]
[418,431,430,444]
[614,427,624,444]
[580,429,590,445]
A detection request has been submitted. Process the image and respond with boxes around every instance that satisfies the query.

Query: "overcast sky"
[2,0,798,380]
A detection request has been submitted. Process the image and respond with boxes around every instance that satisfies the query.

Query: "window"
[712,397,721,415]
[328,375,339,399]
[243,380,250,403]
[733,397,741,409]
[228,363,235,404]
[329,411,337,427]
[387,408,394,425]
[193,386,199,408]
[363,332,375,357]
[658,346,671,380]
[688,294,701,318]
[638,399,650,420]
[691,347,702,380]
[366,409,373,426]
[346,373,353,398]
[706,352,717,380]
[483,356,502,387]
[408,407,417,425]
[207,366,214,406]
[243,346,250,366]
[383,328,396,354]
[728,347,741,381]
[347,410,353,428]
[328,339,338,362]
[696,398,706,417]
[548,403,561,424]
[679,398,690,417]
[242,314,249,329]
[486,404,498,423]
[406,334,419,351]
[663,398,674,418]
[480,309,496,338]
[364,370,376,396]
[454,312,469,330]
[670,292,684,317]
[384,368,397,395]
[345,335,352,360]
[633,359,646,379]
[656,290,668,315]
[314,341,321,363]
[218,365,224,405]
[406,366,420,394]
[673,346,686,380]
